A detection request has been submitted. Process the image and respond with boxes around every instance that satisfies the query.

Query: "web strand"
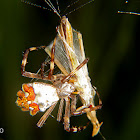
[63,0,80,14]
[21,0,95,18]
[56,0,60,13]
[65,0,94,16]
[21,0,52,11]
[118,11,140,15]
[45,0,61,18]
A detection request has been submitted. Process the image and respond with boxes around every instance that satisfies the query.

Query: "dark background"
[0,0,140,140]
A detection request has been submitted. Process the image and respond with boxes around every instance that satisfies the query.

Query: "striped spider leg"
[16,41,89,132]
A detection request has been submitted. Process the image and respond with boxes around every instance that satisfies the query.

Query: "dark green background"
[0,0,140,140]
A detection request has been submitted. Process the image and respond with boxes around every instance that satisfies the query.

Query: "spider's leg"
[21,46,50,80]
[70,94,77,113]
[64,97,89,132]
[71,89,103,137]
[56,95,89,133]
[48,37,57,80]
[41,37,56,80]
[57,98,64,122]
[41,58,50,79]
[57,93,77,122]
[61,58,89,83]
[63,97,70,131]
[37,102,57,127]
[72,90,102,116]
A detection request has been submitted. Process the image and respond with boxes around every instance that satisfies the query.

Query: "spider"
[16,0,103,137]
[17,44,89,131]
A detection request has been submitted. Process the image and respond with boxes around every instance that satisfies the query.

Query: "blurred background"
[0,0,140,139]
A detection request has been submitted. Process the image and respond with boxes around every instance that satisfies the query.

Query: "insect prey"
[16,0,102,137]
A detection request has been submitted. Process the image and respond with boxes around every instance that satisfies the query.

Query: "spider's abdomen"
[16,82,59,116]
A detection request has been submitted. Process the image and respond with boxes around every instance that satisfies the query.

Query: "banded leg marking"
[48,37,57,79]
